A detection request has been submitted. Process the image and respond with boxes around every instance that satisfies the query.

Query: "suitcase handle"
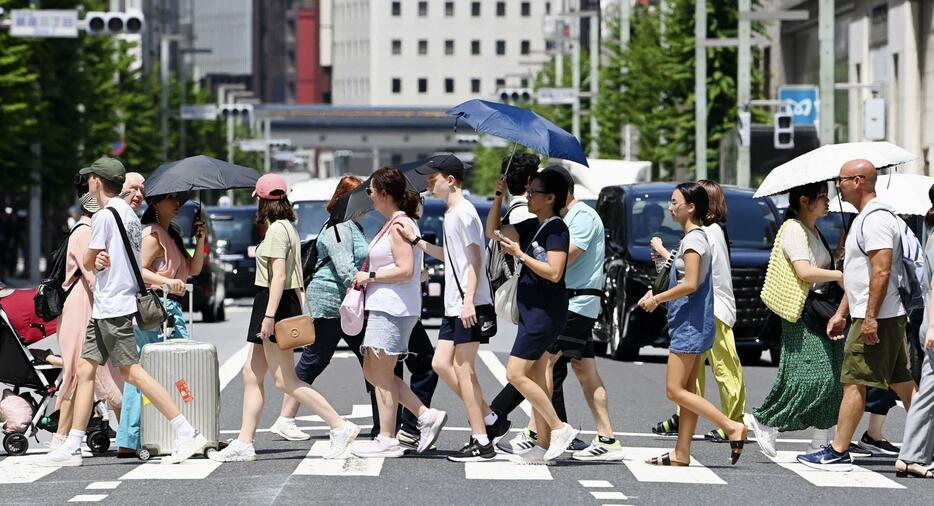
[162,283,195,341]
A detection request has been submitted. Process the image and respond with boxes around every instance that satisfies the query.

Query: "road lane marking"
[591,491,628,500]
[68,495,108,502]
[86,481,121,490]
[119,459,222,480]
[766,451,905,489]
[464,454,553,480]
[622,447,726,484]
[218,344,250,392]
[579,479,614,488]
[292,441,384,476]
[477,350,531,416]
[0,454,63,483]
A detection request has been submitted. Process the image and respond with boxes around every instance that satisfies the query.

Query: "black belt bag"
[801,285,844,336]
[567,288,603,299]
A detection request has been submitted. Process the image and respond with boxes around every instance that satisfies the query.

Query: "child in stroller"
[0,286,112,456]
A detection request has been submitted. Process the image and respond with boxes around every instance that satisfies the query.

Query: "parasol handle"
[502,143,519,178]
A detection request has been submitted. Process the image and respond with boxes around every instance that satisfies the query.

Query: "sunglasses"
[835,175,865,183]
[524,186,549,196]
[366,188,373,195]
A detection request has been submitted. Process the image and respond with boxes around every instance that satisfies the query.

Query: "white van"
[289,177,383,240]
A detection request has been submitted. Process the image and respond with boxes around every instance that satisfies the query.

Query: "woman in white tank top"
[350,167,448,459]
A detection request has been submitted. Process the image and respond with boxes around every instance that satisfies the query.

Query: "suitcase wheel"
[3,433,29,456]
[138,447,152,461]
[86,430,111,454]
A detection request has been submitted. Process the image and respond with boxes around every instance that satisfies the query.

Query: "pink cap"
[253,173,288,200]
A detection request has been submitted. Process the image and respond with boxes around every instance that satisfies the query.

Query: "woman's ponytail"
[400,190,420,219]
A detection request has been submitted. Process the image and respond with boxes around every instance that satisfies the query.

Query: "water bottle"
[531,241,547,262]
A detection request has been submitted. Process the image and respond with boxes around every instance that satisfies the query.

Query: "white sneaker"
[745,413,777,458]
[38,447,82,467]
[208,439,257,462]
[810,428,831,452]
[416,408,447,453]
[162,431,209,465]
[572,438,627,461]
[519,446,555,466]
[544,423,579,461]
[45,434,67,451]
[352,436,405,458]
[270,418,311,441]
[496,429,537,455]
[326,421,361,459]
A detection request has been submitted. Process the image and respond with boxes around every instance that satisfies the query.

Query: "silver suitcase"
[137,285,221,460]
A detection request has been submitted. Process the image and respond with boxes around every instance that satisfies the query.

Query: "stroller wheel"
[3,433,29,456]
[86,431,111,454]
[138,447,152,461]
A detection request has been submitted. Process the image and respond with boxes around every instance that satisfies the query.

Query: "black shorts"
[511,312,566,361]
[247,287,302,344]
[547,312,596,360]
[438,316,489,345]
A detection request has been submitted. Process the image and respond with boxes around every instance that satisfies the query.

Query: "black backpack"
[34,223,88,322]
[300,221,343,288]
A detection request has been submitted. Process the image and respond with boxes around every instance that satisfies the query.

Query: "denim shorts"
[361,311,418,356]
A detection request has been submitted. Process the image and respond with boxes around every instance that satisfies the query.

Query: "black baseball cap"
[425,154,465,181]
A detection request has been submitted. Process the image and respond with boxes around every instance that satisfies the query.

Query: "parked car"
[171,201,227,322]
[595,183,782,362]
[207,206,260,298]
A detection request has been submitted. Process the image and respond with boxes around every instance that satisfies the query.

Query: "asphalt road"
[4,300,933,505]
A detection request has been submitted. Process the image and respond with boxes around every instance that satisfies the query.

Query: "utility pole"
[572,31,581,142]
[589,11,599,158]
[620,0,631,160]
[736,0,751,188]
[818,0,834,144]
[694,0,707,180]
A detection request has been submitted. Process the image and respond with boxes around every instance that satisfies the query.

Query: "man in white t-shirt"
[487,153,539,287]
[42,157,206,468]
[798,159,918,472]
[401,155,507,461]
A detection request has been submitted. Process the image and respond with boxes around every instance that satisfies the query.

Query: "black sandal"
[896,461,934,478]
[704,429,728,443]
[652,414,679,436]
[729,426,749,465]
[645,452,689,467]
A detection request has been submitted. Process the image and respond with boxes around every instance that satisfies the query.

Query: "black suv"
[207,206,260,299]
[595,183,781,362]
[172,202,227,322]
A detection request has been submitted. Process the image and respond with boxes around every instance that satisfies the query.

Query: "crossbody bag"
[108,208,167,331]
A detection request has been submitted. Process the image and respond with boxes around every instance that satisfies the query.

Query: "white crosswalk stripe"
[292,441,384,476]
[119,458,222,480]
[766,451,905,489]
[464,454,554,480]
[621,447,727,484]
[0,454,65,484]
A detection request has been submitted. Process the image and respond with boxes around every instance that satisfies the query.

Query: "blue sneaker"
[796,444,853,472]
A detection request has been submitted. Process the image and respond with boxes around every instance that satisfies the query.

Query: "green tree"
[0,0,39,194]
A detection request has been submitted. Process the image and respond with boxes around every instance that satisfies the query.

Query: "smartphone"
[191,202,202,237]
[494,229,506,241]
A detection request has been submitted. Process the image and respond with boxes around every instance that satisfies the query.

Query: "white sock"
[277,416,294,424]
[474,434,490,446]
[62,429,85,453]
[170,414,195,439]
[484,412,498,426]
[417,408,436,425]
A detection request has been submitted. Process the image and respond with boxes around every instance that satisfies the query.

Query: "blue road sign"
[778,86,820,126]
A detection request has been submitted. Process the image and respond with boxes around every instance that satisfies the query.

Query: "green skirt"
[753,319,844,431]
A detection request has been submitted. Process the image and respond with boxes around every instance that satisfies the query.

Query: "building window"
[418,78,428,93]
[445,1,454,16]
[471,78,481,93]
[418,39,428,55]
[521,2,531,16]
[445,78,455,93]
[495,78,506,89]
[521,40,530,55]
[496,40,506,56]
[391,78,401,94]
[392,39,402,55]
[471,40,481,55]
[445,40,455,55]
[418,1,427,16]
[546,2,551,15]
[392,1,401,16]
[496,2,506,16]
[520,78,529,87]
[471,1,481,16]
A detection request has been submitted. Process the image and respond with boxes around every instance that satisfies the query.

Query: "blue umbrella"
[447,99,589,167]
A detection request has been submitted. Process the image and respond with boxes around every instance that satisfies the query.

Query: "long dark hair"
[785,181,828,222]
[926,184,934,230]
[532,169,569,215]
[256,197,296,225]
[141,195,189,260]
[371,167,419,218]
[675,182,713,226]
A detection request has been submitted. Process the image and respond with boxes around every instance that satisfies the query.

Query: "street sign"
[10,9,78,38]
[537,87,578,105]
[778,86,819,126]
[238,140,267,152]
[180,104,218,120]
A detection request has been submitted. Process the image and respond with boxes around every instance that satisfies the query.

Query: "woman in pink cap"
[211,173,360,462]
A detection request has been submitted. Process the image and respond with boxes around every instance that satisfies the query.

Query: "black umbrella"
[143,155,260,197]
[328,154,462,223]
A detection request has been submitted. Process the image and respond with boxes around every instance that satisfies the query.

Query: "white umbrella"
[753,141,916,198]
[831,173,934,215]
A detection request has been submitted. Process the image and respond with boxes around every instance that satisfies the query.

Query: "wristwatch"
[369,271,376,280]
[410,236,422,246]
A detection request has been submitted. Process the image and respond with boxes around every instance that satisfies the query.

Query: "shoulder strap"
[363,214,407,272]
[857,208,898,256]
[503,201,523,222]
[107,207,146,295]
[442,225,465,299]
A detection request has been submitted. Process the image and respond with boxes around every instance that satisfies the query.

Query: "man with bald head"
[797,159,917,471]
[120,172,145,209]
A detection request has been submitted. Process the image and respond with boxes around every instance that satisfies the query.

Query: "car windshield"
[210,210,258,252]
[293,200,384,241]
[628,192,777,249]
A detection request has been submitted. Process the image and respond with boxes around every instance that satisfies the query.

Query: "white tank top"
[364,214,423,317]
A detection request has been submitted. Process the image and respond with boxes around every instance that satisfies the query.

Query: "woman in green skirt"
[747,182,845,458]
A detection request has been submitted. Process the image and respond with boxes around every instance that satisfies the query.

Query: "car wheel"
[202,305,217,323]
[215,302,226,322]
[769,346,781,366]
[609,300,640,361]
[739,348,763,365]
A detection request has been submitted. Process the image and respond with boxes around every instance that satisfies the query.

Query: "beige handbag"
[274,221,316,350]
[760,220,811,322]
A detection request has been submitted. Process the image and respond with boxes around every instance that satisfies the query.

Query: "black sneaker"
[486,416,512,442]
[847,443,872,459]
[447,438,496,462]
[856,432,899,456]
[567,437,589,452]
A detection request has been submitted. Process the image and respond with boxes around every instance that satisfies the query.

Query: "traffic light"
[219,104,253,117]
[497,88,533,104]
[737,110,751,148]
[774,111,794,149]
[84,10,145,35]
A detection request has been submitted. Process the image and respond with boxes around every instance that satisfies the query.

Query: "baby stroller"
[0,289,111,456]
